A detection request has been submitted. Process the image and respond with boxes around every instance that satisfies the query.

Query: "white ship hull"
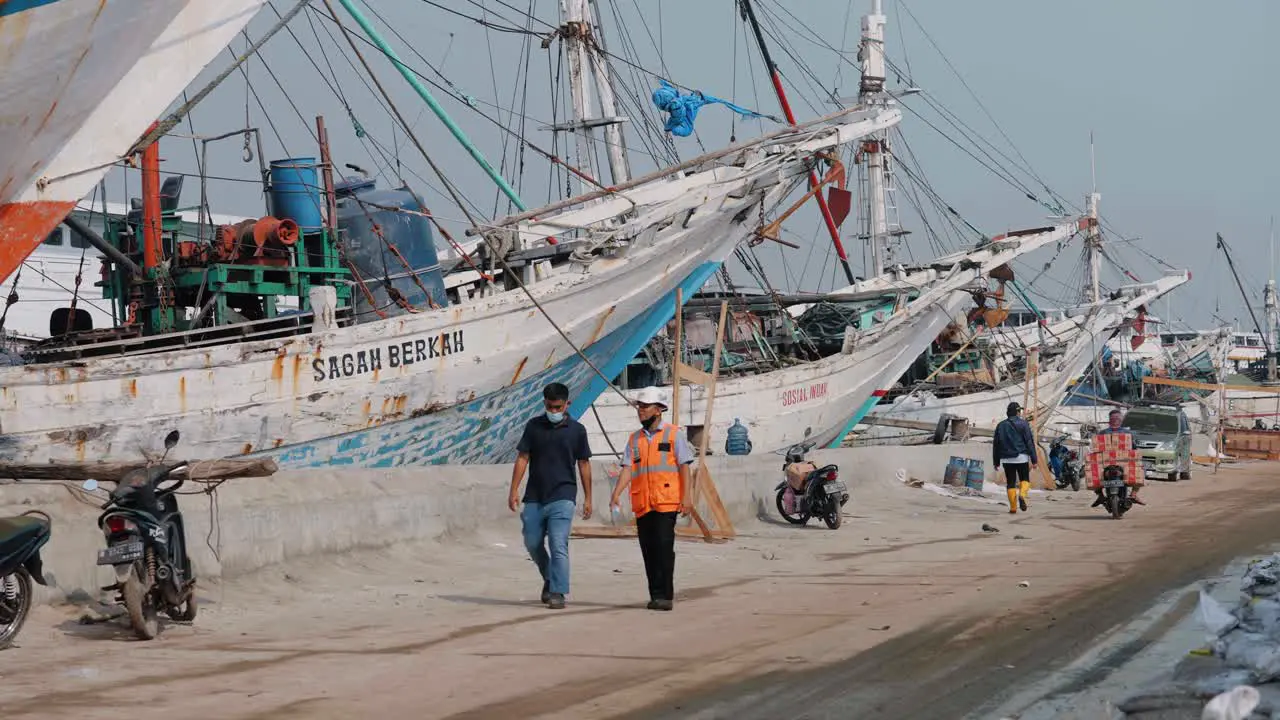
[0,0,268,284]
[0,108,901,466]
[587,223,1090,457]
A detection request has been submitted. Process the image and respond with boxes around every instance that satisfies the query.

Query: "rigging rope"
[322,0,635,403]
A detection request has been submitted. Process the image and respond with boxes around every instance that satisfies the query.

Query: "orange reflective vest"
[627,423,684,517]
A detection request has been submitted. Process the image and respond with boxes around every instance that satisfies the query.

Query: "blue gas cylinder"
[725,418,752,455]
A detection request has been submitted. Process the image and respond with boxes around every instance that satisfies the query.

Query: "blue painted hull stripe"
[261,261,722,468]
[0,0,63,18]
[825,390,887,449]
[569,261,721,418]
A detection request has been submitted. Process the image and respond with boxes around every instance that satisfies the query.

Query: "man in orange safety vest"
[609,386,693,611]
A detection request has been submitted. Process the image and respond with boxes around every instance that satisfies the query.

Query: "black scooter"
[1048,436,1083,491]
[1096,464,1134,519]
[82,430,197,640]
[0,510,51,649]
[774,439,848,530]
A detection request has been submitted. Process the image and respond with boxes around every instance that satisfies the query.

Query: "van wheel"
[1167,472,1178,482]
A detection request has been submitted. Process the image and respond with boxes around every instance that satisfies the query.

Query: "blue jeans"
[521,499,574,595]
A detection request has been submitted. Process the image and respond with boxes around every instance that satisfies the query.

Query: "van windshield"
[1124,412,1179,434]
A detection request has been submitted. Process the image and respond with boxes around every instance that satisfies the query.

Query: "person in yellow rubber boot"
[993,402,1038,514]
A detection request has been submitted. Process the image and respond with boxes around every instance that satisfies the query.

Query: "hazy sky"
[103,0,1280,331]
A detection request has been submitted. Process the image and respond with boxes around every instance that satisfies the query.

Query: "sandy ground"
[2,461,1279,720]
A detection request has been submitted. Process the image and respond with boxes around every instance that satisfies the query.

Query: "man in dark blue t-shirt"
[508,382,593,610]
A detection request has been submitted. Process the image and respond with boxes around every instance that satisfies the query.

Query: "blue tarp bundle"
[651,79,767,137]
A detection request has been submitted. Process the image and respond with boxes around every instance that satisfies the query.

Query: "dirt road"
[3,464,1278,720]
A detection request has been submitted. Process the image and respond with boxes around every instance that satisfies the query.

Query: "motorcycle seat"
[0,516,50,571]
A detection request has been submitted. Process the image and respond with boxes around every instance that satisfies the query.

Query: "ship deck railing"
[21,307,356,365]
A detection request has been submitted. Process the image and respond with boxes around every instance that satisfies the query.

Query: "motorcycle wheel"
[1108,494,1121,520]
[823,500,842,530]
[775,488,810,525]
[168,590,198,622]
[123,564,160,640]
[1071,473,1081,492]
[0,569,33,650]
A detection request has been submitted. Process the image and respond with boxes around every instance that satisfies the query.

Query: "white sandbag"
[1200,684,1260,720]
[1198,589,1239,639]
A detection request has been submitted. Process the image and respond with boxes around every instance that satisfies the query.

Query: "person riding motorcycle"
[1091,408,1146,507]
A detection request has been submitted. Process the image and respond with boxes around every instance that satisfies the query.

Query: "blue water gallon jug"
[725,418,752,456]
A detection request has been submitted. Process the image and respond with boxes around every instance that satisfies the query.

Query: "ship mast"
[859,0,890,277]
[1082,133,1102,304]
[1266,216,1277,381]
[739,0,858,284]
[553,0,632,193]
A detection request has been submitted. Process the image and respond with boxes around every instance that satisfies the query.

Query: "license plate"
[824,481,847,494]
[96,540,143,566]
[1102,476,1126,489]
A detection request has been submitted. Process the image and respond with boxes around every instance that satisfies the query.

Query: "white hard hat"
[631,386,668,409]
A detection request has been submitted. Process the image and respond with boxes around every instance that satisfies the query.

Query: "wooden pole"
[672,288,683,428]
[689,301,728,505]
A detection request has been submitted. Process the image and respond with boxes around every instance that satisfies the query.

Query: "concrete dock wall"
[0,442,989,605]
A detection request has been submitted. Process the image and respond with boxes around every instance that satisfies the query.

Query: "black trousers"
[636,510,678,601]
[1003,462,1030,488]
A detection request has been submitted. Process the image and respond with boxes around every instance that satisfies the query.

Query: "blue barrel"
[725,418,751,455]
[965,458,985,491]
[269,158,324,231]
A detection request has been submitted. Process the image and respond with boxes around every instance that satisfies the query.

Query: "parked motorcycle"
[0,510,51,649]
[82,430,197,640]
[774,440,848,529]
[1048,436,1082,491]
[1097,463,1134,520]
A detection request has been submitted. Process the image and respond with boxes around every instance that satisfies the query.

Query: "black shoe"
[541,581,550,605]
[655,599,673,611]
[547,593,565,610]
[1091,495,1104,508]
[1018,495,1027,512]
[646,599,659,610]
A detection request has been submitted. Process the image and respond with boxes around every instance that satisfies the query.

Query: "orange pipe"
[141,121,162,270]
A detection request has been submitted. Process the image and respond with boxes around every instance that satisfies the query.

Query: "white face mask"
[546,411,565,424]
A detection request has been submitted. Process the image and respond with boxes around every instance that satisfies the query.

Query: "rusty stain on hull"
[270,352,284,383]
[291,355,303,395]
[586,306,617,346]
[126,378,137,397]
[178,376,187,413]
[510,356,528,386]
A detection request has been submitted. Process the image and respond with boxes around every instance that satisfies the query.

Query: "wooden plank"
[0,457,279,482]
[675,363,715,388]
[861,414,996,438]
[688,300,728,509]
[697,464,736,537]
[1142,376,1280,394]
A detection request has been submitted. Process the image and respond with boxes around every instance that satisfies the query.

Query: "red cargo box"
[1091,433,1133,453]
[1086,456,1144,490]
